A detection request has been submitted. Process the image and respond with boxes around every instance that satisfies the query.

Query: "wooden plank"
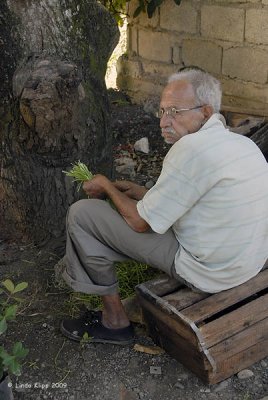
[142,274,183,296]
[200,293,268,348]
[182,269,268,323]
[138,296,198,346]
[210,318,268,362]
[250,123,268,160]
[143,308,211,382]
[163,287,210,311]
[208,338,268,384]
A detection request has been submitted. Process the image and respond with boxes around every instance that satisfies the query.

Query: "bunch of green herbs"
[63,161,93,192]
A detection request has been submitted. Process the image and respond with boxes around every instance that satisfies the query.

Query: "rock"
[142,97,159,115]
[174,382,185,389]
[214,379,229,392]
[145,180,155,189]
[134,137,150,154]
[143,114,152,123]
[115,156,136,177]
[200,388,211,393]
[177,372,189,380]
[149,366,162,375]
[237,369,254,379]
[260,360,267,368]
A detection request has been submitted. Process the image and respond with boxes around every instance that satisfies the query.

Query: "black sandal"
[60,310,134,345]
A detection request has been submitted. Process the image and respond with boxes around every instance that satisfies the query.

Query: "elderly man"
[61,68,268,345]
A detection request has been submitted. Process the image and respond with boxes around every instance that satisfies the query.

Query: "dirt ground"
[1,97,268,400]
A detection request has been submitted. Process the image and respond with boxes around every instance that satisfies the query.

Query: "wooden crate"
[136,269,268,384]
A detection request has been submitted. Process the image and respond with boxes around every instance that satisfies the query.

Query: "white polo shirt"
[137,114,268,293]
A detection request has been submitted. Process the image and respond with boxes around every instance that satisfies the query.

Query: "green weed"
[64,260,159,315]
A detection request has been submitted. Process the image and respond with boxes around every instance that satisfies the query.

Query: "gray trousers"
[63,199,182,296]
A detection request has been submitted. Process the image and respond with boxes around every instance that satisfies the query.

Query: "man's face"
[159,80,207,144]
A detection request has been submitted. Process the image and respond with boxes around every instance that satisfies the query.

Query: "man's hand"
[113,180,148,201]
[83,175,149,232]
[82,174,110,199]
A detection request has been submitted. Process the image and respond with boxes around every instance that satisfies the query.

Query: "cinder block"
[160,0,197,33]
[246,9,268,44]
[116,56,142,79]
[172,45,181,65]
[128,26,138,54]
[117,75,164,104]
[142,60,180,79]
[222,77,268,102]
[221,77,268,115]
[201,5,244,42]
[138,9,159,28]
[138,30,172,62]
[223,47,268,84]
[182,39,222,75]
[214,0,258,2]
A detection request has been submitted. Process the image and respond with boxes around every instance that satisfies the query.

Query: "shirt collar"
[199,113,227,132]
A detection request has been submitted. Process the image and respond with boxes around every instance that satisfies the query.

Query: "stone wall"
[117,0,268,116]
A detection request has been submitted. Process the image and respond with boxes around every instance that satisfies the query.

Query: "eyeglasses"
[156,106,204,119]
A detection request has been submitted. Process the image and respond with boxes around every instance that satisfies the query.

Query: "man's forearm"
[103,181,149,232]
[112,181,148,200]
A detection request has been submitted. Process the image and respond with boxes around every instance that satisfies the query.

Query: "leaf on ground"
[12,342,29,359]
[133,343,165,355]
[0,318,7,335]
[4,304,17,320]
[2,279,15,293]
[13,282,28,293]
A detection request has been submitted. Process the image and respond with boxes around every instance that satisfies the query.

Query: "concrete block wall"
[117,0,268,115]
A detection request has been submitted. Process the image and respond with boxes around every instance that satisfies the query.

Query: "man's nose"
[159,112,171,128]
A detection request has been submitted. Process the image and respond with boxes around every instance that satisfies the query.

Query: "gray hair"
[168,68,222,113]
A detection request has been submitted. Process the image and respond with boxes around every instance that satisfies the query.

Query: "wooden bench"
[135,269,268,384]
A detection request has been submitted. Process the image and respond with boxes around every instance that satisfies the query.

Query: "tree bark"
[0,0,119,242]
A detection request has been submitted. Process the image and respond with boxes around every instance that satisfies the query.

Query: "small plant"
[100,0,182,24]
[0,279,29,381]
[80,332,93,348]
[132,0,182,19]
[63,161,94,192]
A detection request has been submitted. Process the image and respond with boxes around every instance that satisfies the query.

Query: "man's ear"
[202,104,214,120]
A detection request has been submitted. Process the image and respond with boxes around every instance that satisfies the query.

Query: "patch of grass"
[64,260,160,316]
[242,393,251,400]
[117,260,159,299]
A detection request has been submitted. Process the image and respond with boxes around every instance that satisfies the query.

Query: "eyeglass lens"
[156,107,177,118]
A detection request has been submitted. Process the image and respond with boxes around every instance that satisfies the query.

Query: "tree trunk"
[0,0,119,243]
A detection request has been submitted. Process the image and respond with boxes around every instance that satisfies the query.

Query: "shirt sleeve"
[137,138,212,234]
